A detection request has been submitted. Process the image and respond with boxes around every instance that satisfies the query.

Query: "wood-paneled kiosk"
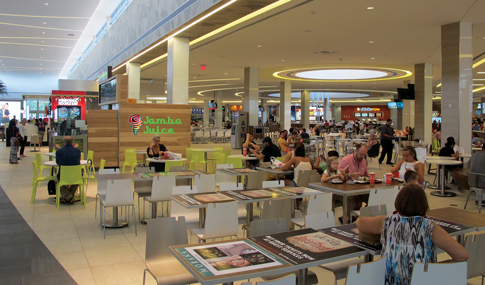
[87,75,191,168]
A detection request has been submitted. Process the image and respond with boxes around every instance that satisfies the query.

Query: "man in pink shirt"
[339,144,368,179]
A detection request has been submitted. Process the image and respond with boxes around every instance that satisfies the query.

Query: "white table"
[458,153,472,164]
[227,154,259,161]
[472,147,481,152]
[426,159,463,197]
[146,158,187,163]
[43,160,90,167]
[423,155,454,161]
[45,152,55,161]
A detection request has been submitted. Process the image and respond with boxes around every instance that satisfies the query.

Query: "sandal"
[60,198,68,204]
[69,198,75,204]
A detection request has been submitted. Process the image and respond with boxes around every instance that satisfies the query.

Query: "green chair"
[191,150,209,172]
[35,153,53,177]
[85,150,97,182]
[122,149,138,173]
[100,159,106,170]
[185,147,193,169]
[227,156,243,169]
[165,160,185,172]
[56,165,85,210]
[31,161,56,204]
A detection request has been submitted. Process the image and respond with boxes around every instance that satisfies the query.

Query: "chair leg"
[464,190,473,210]
[30,182,37,204]
[103,207,106,239]
[478,190,483,213]
[133,205,137,236]
[99,200,103,226]
[56,185,60,210]
[95,194,98,218]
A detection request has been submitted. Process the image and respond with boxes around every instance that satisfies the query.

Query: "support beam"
[126,62,140,100]
[167,37,189,104]
[301,90,310,129]
[243,67,259,126]
[280,81,291,131]
[414,63,433,144]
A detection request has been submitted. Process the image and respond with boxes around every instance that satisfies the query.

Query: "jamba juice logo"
[128,114,142,135]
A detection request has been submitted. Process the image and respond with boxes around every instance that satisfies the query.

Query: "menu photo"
[250,228,361,265]
[172,193,234,206]
[176,241,285,277]
[319,224,382,253]
[272,187,322,196]
[223,189,289,201]
[426,217,473,235]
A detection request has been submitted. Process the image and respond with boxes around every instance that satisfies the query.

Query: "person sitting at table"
[312,125,321,136]
[242,132,260,154]
[389,146,425,185]
[356,184,469,285]
[339,144,368,180]
[288,130,301,144]
[315,150,340,173]
[300,128,310,139]
[249,137,280,163]
[472,132,481,146]
[366,133,380,158]
[282,146,315,186]
[404,169,419,185]
[147,134,168,172]
[321,156,346,183]
[278,131,289,153]
[439,139,459,160]
[56,136,81,204]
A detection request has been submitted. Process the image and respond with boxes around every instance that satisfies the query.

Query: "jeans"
[20,136,27,155]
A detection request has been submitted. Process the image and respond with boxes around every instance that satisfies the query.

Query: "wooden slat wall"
[87,110,119,168]
[118,103,191,167]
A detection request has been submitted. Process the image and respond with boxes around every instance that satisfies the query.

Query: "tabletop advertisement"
[171,192,235,206]
[222,189,289,201]
[133,171,199,179]
[249,228,362,265]
[319,224,382,253]
[426,217,473,235]
[271,187,322,196]
[175,240,286,277]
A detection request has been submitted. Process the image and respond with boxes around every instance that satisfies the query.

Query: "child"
[404,170,419,185]
[321,156,346,183]
[315,150,340,172]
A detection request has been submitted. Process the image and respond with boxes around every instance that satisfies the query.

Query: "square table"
[309,181,403,224]
[427,207,485,232]
[256,167,294,182]
[216,168,259,187]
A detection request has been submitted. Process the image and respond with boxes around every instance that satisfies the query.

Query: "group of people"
[7,118,47,164]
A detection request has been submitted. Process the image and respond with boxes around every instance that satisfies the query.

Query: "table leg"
[431,165,456,197]
[291,199,296,218]
[342,195,348,225]
[364,254,374,262]
[199,208,206,228]
[246,203,253,237]
[297,268,308,285]
[457,234,464,245]
[103,206,128,228]
[151,202,158,219]
[428,164,441,190]
[222,283,234,285]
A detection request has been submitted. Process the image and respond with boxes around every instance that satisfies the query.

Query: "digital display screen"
[476,110,481,116]
[99,77,117,104]
[361,113,368,117]
[388,102,397,109]
[376,112,383,118]
[396,102,404,109]
[368,113,375,117]
[354,113,361,117]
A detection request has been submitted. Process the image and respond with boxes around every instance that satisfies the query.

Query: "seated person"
[404,169,419,185]
[282,146,315,186]
[439,140,460,161]
[147,134,168,172]
[366,133,380,158]
[278,131,289,153]
[312,125,321,136]
[250,137,281,163]
[300,128,310,139]
[321,156,345,183]
[315,150,339,173]
[389,146,425,185]
[242,132,261,168]
[472,132,481,146]
[356,184,469,285]
[288,131,301,144]
[339,144,368,180]
[56,136,81,204]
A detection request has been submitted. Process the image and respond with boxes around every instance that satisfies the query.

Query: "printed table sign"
[272,187,322,196]
[320,224,382,253]
[172,193,234,206]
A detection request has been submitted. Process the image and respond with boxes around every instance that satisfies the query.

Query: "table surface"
[146,157,187,163]
[256,166,294,175]
[193,149,220,152]
[45,152,55,156]
[227,154,259,161]
[426,207,485,231]
[424,159,462,165]
[44,160,89,166]
[309,180,403,195]
[459,153,472,158]
[401,141,427,147]
[423,155,454,161]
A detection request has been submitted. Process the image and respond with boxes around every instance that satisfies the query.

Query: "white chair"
[194,174,216,193]
[224,130,231,142]
[194,131,203,144]
[410,262,467,285]
[216,130,225,143]
[95,168,120,218]
[464,232,485,283]
[218,182,243,192]
[393,141,401,164]
[143,176,176,219]
[190,201,239,242]
[30,134,40,152]
[210,130,218,142]
[171,185,200,227]
[240,274,296,285]
[344,256,386,285]
[249,218,288,237]
[100,179,137,239]
[304,211,335,229]
[366,187,400,214]
[360,204,387,217]
[261,198,293,230]
[292,193,333,228]
[465,172,485,213]
[203,131,210,143]
[262,180,284,188]
[415,147,427,163]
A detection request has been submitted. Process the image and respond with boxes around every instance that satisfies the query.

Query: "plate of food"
[331,179,343,184]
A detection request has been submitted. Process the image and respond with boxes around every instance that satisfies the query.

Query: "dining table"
[427,207,485,232]
[256,166,294,182]
[426,159,463,197]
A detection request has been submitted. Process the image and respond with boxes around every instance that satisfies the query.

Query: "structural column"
[203,99,210,127]
[441,22,473,154]
[126,62,140,100]
[325,96,331,121]
[167,37,189,104]
[243,67,259,126]
[215,91,224,128]
[301,90,310,129]
[414,63,433,144]
[280,81,291,131]
[261,99,268,124]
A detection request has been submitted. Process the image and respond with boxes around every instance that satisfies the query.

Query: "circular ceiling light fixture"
[267,92,368,99]
[295,69,388,80]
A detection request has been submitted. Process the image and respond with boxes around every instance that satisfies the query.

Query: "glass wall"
[24,98,49,120]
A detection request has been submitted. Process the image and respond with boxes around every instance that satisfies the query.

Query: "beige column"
[243,67,259,126]
[414,63,433,144]
[441,22,473,154]
[301,90,310,129]
[203,99,210,127]
[167,37,189,104]
[126,62,140,100]
[215,91,224,128]
[280,81,291,131]
[261,99,268,124]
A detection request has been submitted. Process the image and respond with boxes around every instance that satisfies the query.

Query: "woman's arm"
[282,157,294,171]
[389,159,404,174]
[283,151,292,163]
[432,224,469,262]
[251,142,260,151]
[356,216,386,234]
[415,162,425,185]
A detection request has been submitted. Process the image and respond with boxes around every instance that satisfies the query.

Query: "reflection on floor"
[0,142,482,284]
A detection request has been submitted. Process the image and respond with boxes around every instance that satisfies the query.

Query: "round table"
[44,160,90,167]
[146,158,187,163]
[227,154,259,161]
[45,152,55,161]
[472,147,481,152]
[458,153,471,164]
[423,155,454,161]
[426,159,463,197]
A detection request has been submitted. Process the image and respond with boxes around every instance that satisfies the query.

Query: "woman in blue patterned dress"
[356,184,468,285]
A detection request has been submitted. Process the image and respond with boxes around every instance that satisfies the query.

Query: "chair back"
[409,262,467,285]
[105,179,134,206]
[309,174,322,183]
[304,211,335,229]
[30,134,39,144]
[261,198,292,230]
[467,172,485,188]
[194,174,216,193]
[185,147,193,161]
[218,183,243,192]
[35,153,43,167]
[345,256,386,285]
[87,150,94,161]
[216,164,233,169]
[227,157,243,168]
[241,274,296,285]
[262,180,284,188]
[99,159,106,170]
[203,202,239,239]
[124,149,138,165]
[306,193,333,215]
[216,165,236,184]
[367,188,400,214]
[246,171,266,189]
[32,161,39,182]
[296,169,317,187]
[464,232,485,279]
[58,165,84,187]
[360,204,387,217]
[249,218,288,237]
[151,176,176,201]
[145,216,188,266]
[165,160,185,172]
[171,186,199,217]
[415,147,427,162]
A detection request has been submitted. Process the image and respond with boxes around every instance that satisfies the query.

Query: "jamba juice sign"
[128,114,182,135]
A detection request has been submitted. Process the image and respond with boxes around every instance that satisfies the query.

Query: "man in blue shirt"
[56,136,81,204]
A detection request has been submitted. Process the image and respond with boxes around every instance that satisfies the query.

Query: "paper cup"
[163,152,168,159]
[385,173,393,185]
[369,172,376,185]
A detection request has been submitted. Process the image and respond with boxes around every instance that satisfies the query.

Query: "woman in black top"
[8,119,19,164]
[242,133,260,168]
[147,134,168,172]
[439,140,460,171]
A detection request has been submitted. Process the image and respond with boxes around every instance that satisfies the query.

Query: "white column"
[325,96,331,121]
[441,22,473,154]
[301,90,310,129]
[261,99,268,124]
[215,91,223,128]
[167,37,189,104]
[126,62,140,100]
[203,99,210,127]
[414,63,433,144]
[280,81,291,131]
[243,67,259,126]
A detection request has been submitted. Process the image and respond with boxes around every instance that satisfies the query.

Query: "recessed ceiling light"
[68,34,74,36]
[281,60,285,62]
[40,72,42,73]
[367,7,374,9]
[40,64,42,65]
[257,45,262,48]
[41,41,44,43]
[43,22,46,24]
[224,73,228,75]
[41,48,43,50]
[44,2,48,5]
[369,41,374,44]
[371,57,375,59]
[40,57,43,58]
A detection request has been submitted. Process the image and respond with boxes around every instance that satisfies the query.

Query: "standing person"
[8,119,19,164]
[379,119,394,165]
[56,136,82,204]
[35,118,46,146]
[19,118,28,157]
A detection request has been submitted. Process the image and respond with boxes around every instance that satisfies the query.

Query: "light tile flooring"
[0,142,483,284]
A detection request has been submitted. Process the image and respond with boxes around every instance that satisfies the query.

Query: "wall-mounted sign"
[357,107,380,111]
[129,114,182,135]
[58,98,80,106]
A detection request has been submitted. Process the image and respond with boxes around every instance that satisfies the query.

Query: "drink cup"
[243,148,247,156]
[369,172,376,185]
[385,173,393,185]
[393,171,399,178]
[163,152,168,159]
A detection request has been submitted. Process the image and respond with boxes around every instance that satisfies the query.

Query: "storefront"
[50,90,99,123]
[340,105,391,121]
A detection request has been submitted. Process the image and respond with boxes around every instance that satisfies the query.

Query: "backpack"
[47,180,56,195]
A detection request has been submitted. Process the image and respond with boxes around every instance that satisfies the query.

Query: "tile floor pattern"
[0,142,483,284]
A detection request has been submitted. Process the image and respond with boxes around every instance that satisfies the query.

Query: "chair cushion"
[190,228,204,239]
[319,257,366,280]
[291,217,305,228]
[147,260,197,285]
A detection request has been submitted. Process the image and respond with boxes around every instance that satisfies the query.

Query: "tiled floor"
[0,142,483,284]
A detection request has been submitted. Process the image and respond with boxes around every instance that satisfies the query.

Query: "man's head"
[404,170,418,184]
[301,128,306,133]
[369,133,376,140]
[262,137,272,146]
[62,136,74,146]
[353,144,368,162]
[280,130,286,138]
[386,119,392,126]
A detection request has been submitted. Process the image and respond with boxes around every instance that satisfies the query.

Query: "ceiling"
[1,0,485,102]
